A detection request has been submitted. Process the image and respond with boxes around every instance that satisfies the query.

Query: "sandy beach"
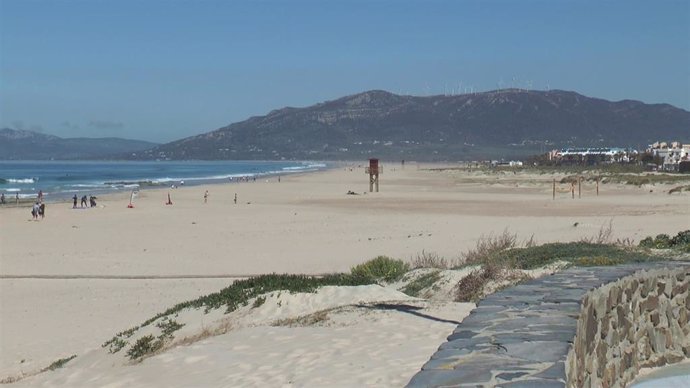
[1,163,689,385]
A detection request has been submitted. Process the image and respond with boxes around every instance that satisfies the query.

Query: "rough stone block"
[665,351,685,364]
[650,311,660,326]
[640,295,659,312]
[602,362,617,388]
[596,342,608,377]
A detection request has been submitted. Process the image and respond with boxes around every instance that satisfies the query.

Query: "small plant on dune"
[579,220,614,244]
[350,256,409,283]
[454,260,504,303]
[103,326,138,353]
[44,355,77,371]
[156,318,184,339]
[401,271,442,297]
[252,296,266,308]
[126,335,164,360]
[410,250,448,269]
[106,338,128,354]
[460,229,517,266]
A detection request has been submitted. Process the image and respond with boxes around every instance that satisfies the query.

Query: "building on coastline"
[547,147,637,165]
[490,160,523,167]
[647,141,690,172]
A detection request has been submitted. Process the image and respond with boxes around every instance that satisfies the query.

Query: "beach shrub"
[454,261,503,303]
[126,335,163,360]
[44,355,77,371]
[401,271,442,297]
[156,318,184,339]
[671,230,690,246]
[102,326,138,353]
[639,230,690,252]
[350,256,409,283]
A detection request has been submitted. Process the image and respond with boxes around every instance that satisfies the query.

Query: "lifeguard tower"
[365,158,381,192]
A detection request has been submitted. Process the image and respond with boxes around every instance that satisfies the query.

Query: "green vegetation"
[44,355,77,371]
[350,256,409,283]
[601,174,690,186]
[105,263,383,359]
[102,327,138,353]
[156,318,184,339]
[639,230,690,252]
[252,296,266,308]
[126,335,163,360]
[497,242,651,269]
[451,226,678,303]
[401,271,442,297]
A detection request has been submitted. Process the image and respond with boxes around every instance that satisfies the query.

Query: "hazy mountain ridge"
[0,128,159,160]
[129,89,689,161]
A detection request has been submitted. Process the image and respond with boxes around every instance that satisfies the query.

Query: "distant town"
[537,141,690,172]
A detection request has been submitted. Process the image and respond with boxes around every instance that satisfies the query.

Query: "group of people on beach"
[31,201,46,220]
[73,194,97,208]
[30,190,46,220]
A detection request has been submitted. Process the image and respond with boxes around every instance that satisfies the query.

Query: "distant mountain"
[132,89,690,161]
[0,128,158,160]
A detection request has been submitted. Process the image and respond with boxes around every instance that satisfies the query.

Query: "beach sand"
[1,163,689,384]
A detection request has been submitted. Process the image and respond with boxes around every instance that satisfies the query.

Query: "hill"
[132,89,690,160]
[0,129,158,160]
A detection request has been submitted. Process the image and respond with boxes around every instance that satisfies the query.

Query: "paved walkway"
[406,262,687,387]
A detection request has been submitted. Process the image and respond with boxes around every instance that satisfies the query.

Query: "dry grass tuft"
[579,219,614,244]
[461,229,517,265]
[410,250,448,269]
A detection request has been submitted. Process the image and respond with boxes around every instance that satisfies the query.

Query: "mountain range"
[129,89,690,161]
[3,89,688,161]
[0,128,158,160]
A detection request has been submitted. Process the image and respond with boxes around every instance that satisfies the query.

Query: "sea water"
[0,160,327,200]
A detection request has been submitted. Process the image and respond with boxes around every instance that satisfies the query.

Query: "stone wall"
[566,267,690,387]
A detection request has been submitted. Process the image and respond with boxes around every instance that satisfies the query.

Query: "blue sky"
[1,0,688,142]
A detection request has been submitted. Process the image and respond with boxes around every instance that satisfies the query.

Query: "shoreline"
[0,159,336,206]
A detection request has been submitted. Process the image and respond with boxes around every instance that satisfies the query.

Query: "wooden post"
[596,177,599,196]
[571,182,575,199]
[553,179,556,200]
[578,177,581,198]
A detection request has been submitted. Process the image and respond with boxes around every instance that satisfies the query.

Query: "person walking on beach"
[81,195,88,208]
[234,193,237,204]
[204,190,209,204]
[15,193,19,205]
[38,190,43,203]
[73,194,78,208]
[31,202,40,220]
[0,193,5,205]
[39,203,46,219]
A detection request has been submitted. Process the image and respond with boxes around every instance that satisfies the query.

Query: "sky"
[1,0,688,143]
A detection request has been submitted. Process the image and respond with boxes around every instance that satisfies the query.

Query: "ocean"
[0,160,327,201]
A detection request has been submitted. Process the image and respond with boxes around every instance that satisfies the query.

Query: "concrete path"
[406,262,687,387]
